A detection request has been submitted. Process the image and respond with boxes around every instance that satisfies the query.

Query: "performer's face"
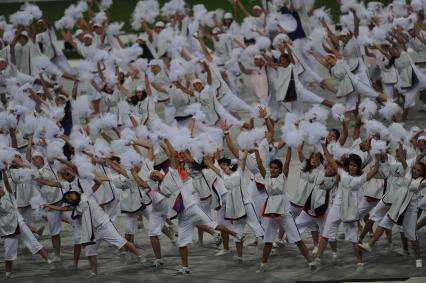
[269,163,281,178]
[150,65,161,74]
[150,171,163,182]
[253,8,262,17]
[64,192,80,205]
[32,156,44,169]
[193,82,204,92]
[348,161,360,176]
[412,163,424,179]
[0,60,7,70]
[18,35,28,46]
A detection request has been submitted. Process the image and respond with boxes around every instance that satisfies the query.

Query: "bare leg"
[88,256,97,274]
[236,242,243,257]
[161,225,174,241]
[51,234,61,257]
[411,240,421,260]
[73,244,81,267]
[400,232,409,252]
[311,231,319,247]
[359,219,375,242]
[416,216,426,230]
[197,227,204,244]
[321,99,334,108]
[354,243,363,263]
[179,246,189,267]
[5,261,12,273]
[277,227,285,241]
[296,241,313,263]
[315,237,329,259]
[123,241,142,257]
[222,231,230,251]
[368,226,385,247]
[150,236,161,259]
[261,243,273,263]
[215,224,237,237]
[92,99,101,114]
[329,241,337,252]
[37,247,49,261]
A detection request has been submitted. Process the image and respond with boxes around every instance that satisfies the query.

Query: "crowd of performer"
[1,0,426,278]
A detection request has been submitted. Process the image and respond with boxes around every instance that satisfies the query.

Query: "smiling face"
[269,160,282,178]
[32,155,44,169]
[348,160,360,176]
[309,153,322,168]
[412,163,425,179]
[193,82,204,92]
[324,162,337,177]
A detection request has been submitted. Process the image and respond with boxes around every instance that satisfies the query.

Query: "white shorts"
[358,197,379,219]
[125,206,151,235]
[369,200,389,223]
[149,199,169,237]
[84,221,127,256]
[402,205,418,241]
[344,93,360,112]
[290,204,303,219]
[47,209,62,236]
[232,203,264,242]
[321,203,358,243]
[197,197,213,218]
[263,212,301,243]
[4,219,43,261]
[177,205,217,247]
[295,210,324,235]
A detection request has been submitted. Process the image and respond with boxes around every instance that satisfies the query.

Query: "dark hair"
[62,191,81,205]
[344,153,363,176]
[329,129,341,141]
[413,162,426,178]
[279,54,290,62]
[218,158,238,172]
[127,91,147,106]
[302,152,324,172]
[63,142,75,161]
[269,159,283,173]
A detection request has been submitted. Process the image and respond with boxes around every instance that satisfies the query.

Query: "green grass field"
[1,0,393,32]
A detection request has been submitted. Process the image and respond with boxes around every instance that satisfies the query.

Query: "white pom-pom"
[132,0,160,28]
[237,127,266,149]
[255,37,271,51]
[100,0,113,10]
[94,138,111,158]
[120,149,141,169]
[72,95,92,119]
[161,0,186,17]
[22,3,42,20]
[47,139,66,160]
[132,58,148,72]
[328,143,350,160]
[0,112,17,131]
[70,131,92,153]
[94,11,107,26]
[106,22,124,36]
[388,123,407,145]
[331,103,346,121]
[23,115,38,135]
[281,125,304,147]
[365,120,389,139]
[304,122,328,145]
[378,101,402,121]
[371,139,387,155]
[94,50,109,62]
[185,103,206,122]
[74,155,95,180]
[55,15,76,30]
[305,105,330,123]
[359,98,377,121]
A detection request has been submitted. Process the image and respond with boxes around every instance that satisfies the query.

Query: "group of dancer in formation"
[1,0,426,278]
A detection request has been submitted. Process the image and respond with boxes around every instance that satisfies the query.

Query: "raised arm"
[254,148,266,178]
[366,155,381,181]
[297,142,305,162]
[321,143,338,171]
[283,147,292,178]
[219,121,239,158]
[339,119,349,146]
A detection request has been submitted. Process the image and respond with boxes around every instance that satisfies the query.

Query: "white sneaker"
[5,272,12,278]
[52,256,61,263]
[214,234,222,247]
[256,263,267,273]
[331,252,338,263]
[176,266,191,274]
[355,262,365,273]
[233,256,243,263]
[358,242,372,252]
[138,255,147,263]
[308,261,317,271]
[215,249,230,256]
[416,259,423,268]
[152,258,164,267]
[314,258,321,267]
[270,248,278,256]
[273,240,285,248]
[87,271,97,278]
[312,246,318,256]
